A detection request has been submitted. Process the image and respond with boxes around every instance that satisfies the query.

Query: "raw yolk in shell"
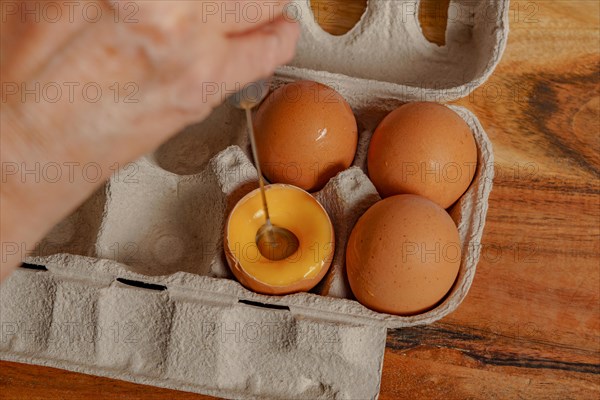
[225,184,334,294]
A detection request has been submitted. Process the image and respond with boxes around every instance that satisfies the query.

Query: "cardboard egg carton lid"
[281,0,510,103]
[0,1,508,398]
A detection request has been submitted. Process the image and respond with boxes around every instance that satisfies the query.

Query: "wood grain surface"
[1,1,599,399]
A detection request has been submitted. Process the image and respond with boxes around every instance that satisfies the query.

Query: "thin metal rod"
[245,107,271,225]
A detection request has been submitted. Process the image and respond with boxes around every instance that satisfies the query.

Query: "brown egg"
[254,80,358,192]
[346,194,461,315]
[367,102,478,208]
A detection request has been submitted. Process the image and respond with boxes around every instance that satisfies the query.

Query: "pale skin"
[0,0,300,280]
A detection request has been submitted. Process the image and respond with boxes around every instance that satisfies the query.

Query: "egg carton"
[0,1,508,399]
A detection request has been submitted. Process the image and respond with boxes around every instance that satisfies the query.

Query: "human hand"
[0,0,300,279]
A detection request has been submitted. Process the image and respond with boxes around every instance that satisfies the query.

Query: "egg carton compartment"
[1,1,507,398]
[94,148,256,278]
[282,0,510,103]
[9,98,491,304]
[18,90,493,323]
[32,185,106,259]
[153,101,251,176]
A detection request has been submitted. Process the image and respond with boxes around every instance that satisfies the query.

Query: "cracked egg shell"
[224,184,335,295]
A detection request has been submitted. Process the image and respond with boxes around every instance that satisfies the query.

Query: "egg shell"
[254,80,358,192]
[224,184,335,296]
[346,194,461,315]
[367,102,478,208]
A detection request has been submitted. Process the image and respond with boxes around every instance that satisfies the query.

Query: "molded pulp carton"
[0,1,509,398]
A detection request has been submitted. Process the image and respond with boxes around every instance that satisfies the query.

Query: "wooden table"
[1,1,599,398]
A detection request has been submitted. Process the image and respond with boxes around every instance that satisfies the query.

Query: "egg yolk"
[226,185,334,288]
